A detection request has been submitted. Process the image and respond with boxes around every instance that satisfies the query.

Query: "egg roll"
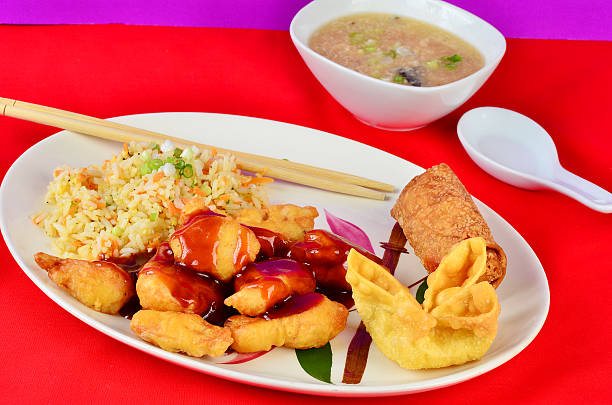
[390,163,506,288]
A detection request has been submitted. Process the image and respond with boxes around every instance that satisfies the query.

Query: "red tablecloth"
[1,25,610,403]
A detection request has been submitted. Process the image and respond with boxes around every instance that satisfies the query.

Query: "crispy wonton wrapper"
[346,237,500,370]
[391,163,506,288]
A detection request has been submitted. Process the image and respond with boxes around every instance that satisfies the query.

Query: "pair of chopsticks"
[0,98,393,200]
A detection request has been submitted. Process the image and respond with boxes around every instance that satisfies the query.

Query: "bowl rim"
[289,0,507,93]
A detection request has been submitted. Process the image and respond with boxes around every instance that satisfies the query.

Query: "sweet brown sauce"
[170,215,224,272]
[115,216,385,324]
[234,259,316,306]
[263,293,324,320]
[140,263,224,312]
[247,227,290,259]
[289,230,381,291]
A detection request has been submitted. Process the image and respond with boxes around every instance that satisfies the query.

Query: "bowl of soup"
[290,0,506,130]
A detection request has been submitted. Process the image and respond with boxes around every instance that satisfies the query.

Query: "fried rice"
[33,140,270,260]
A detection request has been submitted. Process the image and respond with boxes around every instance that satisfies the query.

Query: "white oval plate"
[0,113,549,397]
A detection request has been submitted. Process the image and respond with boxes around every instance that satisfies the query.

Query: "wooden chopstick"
[0,98,393,193]
[0,98,391,200]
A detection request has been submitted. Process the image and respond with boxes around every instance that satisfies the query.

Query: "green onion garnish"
[202,184,212,196]
[385,49,397,59]
[112,226,123,237]
[173,148,183,158]
[349,32,364,44]
[393,75,405,83]
[441,54,462,69]
[140,164,152,175]
[182,164,194,178]
[149,212,158,222]
[174,158,186,170]
[363,46,377,53]
[149,159,164,170]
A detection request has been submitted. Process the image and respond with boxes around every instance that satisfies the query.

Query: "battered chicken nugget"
[34,252,135,314]
[136,249,225,320]
[225,293,348,353]
[391,163,507,287]
[130,310,233,357]
[179,197,212,225]
[346,238,500,370]
[232,204,318,242]
[224,259,316,316]
[170,214,260,282]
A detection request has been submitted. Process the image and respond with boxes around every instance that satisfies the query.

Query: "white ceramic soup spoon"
[457,107,612,213]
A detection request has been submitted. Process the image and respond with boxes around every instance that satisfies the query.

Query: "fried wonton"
[34,252,135,314]
[345,237,500,369]
[130,310,233,357]
[224,293,348,353]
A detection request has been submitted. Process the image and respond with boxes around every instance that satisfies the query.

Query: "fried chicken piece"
[289,229,382,291]
[130,310,233,357]
[225,293,348,353]
[136,249,225,320]
[232,204,319,242]
[34,252,135,314]
[391,163,507,288]
[179,197,212,225]
[224,259,316,316]
[170,215,260,282]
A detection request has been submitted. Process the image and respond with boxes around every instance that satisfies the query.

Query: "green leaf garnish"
[295,343,332,384]
[416,279,428,304]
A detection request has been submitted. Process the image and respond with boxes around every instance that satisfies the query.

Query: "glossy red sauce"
[139,260,225,322]
[263,293,324,320]
[234,259,316,307]
[170,215,255,276]
[289,230,381,291]
[247,226,290,259]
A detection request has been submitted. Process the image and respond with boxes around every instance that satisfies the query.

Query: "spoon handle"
[550,166,612,213]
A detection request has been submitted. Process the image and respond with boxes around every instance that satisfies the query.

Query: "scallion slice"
[182,164,194,178]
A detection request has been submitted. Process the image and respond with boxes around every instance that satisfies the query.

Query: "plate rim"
[0,112,550,397]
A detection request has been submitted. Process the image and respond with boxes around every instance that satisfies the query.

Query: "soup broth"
[309,13,485,87]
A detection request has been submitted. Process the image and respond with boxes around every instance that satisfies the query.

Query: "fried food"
[130,310,233,357]
[391,163,507,288]
[289,229,382,291]
[232,204,319,242]
[34,252,135,314]
[136,253,225,318]
[170,214,260,282]
[224,259,316,316]
[225,293,348,352]
[179,197,212,225]
[345,238,500,369]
